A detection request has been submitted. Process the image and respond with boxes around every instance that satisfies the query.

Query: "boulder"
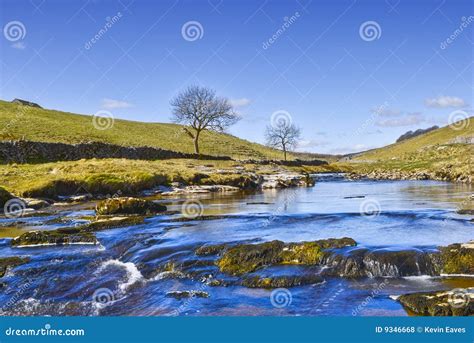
[166,290,209,299]
[438,243,474,275]
[397,288,474,316]
[96,197,166,215]
[321,248,440,278]
[11,228,97,247]
[217,238,356,275]
[241,274,324,288]
[23,198,51,210]
[82,216,145,231]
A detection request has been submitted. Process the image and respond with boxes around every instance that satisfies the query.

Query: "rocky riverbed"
[0,175,472,316]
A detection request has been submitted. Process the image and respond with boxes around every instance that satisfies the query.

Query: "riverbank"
[0,158,347,201]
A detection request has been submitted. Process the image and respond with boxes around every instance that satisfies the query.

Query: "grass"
[0,100,291,160]
[0,158,340,198]
[352,117,472,161]
[347,117,473,181]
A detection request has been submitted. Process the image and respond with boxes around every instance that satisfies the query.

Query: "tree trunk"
[193,131,200,155]
[282,143,287,161]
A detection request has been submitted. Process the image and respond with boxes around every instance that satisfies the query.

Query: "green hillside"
[346,117,473,182]
[352,117,473,161]
[0,100,287,160]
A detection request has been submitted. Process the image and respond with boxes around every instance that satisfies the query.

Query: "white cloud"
[297,139,330,150]
[424,96,466,108]
[101,98,133,109]
[376,112,425,127]
[11,42,26,50]
[229,98,251,108]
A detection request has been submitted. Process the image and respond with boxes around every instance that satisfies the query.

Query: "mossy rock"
[11,228,97,247]
[0,186,14,208]
[397,288,474,316]
[166,290,209,299]
[195,243,228,256]
[439,243,474,274]
[241,274,324,288]
[81,216,145,232]
[96,197,166,215]
[217,238,356,275]
[0,256,30,277]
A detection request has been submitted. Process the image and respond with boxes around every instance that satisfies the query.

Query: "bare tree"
[265,122,301,161]
[170,86,240,155]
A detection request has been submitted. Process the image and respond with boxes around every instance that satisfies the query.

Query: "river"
[0,174,472,316]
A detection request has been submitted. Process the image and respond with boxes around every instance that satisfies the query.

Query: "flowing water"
[0,175,472,316]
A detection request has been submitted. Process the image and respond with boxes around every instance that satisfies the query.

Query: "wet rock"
[57,194,93,203]
[241,275,324,288]
[0,187,14,208]
[82,216,145,232]
[166,290,209,299]
[438,243,474,275]
[0,256,30,277]
[23,198,51,210]
[161,185,240,196]
[457,209,474,215]
[261,173,314,189]
[195,244,228,256]
[11,228,97,247]
[95,197,166,215]
[217,238,356,275]
[321,248,439,278]
[396,288,474,316]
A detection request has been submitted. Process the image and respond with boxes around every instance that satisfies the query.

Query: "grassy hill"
[0,100,289,160]
[345,117,473,182]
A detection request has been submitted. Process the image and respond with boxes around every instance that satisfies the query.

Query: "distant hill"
[345,117,473,182]
[0,100,291,161]
[352,117,472,161]
[396,126,439,143]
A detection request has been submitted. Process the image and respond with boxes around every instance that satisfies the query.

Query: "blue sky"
[1,0,472,154]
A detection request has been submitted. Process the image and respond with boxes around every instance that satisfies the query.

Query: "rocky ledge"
[96,197,167,215]
[201,238,357,275]
[261,173,314,189]
[11,215,147,247]
[395,288,474,316]
[11,228,97,247]
[346,170,472,184]
[195,239,473,278]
